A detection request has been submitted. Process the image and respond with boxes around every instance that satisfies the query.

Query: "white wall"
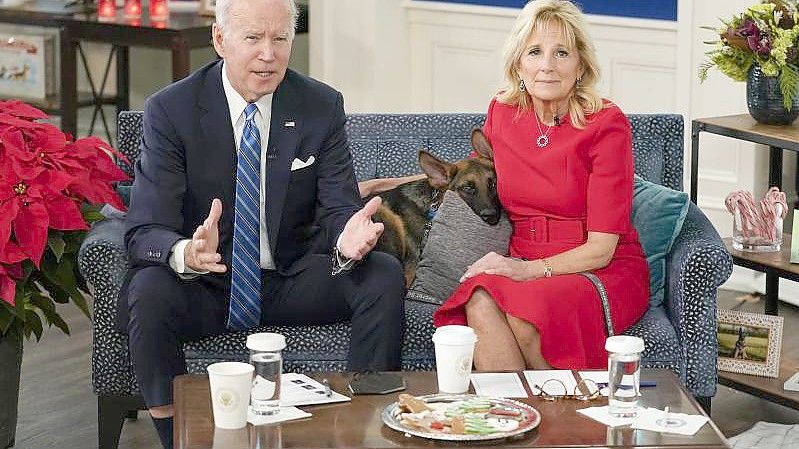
[309,0,799,305]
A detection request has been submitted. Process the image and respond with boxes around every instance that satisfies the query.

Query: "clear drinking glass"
[605,336,645,418]
[247,333,286,415]
[732,205,783,252]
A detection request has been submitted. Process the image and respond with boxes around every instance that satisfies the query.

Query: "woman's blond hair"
[497,0,604,128]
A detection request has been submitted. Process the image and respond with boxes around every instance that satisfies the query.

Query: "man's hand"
[459,252,534,282]
[185,198,227,273]
[338,196,385,260]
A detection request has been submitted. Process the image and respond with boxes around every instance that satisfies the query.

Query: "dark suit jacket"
[119,60,361,329]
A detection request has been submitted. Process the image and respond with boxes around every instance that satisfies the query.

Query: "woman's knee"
[465,288,500,314]
[506,314,540,340]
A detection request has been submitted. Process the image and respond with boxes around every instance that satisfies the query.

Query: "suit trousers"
[126,251,405,408]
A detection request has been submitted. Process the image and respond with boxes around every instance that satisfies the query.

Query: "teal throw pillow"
[631,175,690,308]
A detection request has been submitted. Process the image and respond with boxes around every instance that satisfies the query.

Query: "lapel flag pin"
[284,121,295,128]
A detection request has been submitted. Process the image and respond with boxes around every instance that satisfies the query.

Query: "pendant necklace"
[534,110,553,148]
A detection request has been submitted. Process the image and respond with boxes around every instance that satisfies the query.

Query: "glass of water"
[246,333,286,415]
[605,336,645,418]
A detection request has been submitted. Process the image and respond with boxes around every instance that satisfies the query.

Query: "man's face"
[212,0,293,102]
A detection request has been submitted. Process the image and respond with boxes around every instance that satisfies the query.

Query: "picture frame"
[198,0,216,17]
[717,309,784,378]
[0,34,56,101]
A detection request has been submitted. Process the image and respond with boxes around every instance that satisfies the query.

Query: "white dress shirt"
[170,62,275,273]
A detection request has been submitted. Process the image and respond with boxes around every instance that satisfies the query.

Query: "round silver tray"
[381,394,541,441]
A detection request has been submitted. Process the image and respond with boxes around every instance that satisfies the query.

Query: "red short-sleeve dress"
[432,98,650,369]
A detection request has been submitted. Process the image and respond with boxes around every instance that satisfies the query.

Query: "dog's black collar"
[426,189,442,221]
[421,190,443,247]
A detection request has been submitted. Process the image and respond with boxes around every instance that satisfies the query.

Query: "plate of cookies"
[381,393,541,441]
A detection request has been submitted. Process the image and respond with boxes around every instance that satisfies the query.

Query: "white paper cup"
[207,362,254,429]
[432,325,478,393]
[211,427,250,449]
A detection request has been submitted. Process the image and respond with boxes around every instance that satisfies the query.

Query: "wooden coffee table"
[173,369,728,449]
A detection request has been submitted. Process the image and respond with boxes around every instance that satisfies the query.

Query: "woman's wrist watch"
[541,258,553,278]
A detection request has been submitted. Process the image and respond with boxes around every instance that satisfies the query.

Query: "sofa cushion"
[407,190,512,305]
[180,300,438,380]
[631,175,690,308]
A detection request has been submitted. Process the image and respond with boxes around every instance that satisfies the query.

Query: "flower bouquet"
[699,0,799,110]
[0,100,129,341]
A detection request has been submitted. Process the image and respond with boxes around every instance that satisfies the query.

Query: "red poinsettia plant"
[0,100,128,341]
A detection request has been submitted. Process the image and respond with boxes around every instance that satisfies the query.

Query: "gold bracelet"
[541,258,553,278]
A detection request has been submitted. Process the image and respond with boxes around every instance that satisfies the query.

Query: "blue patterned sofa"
[79,112,731,448]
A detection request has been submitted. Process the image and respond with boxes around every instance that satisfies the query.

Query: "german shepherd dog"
[370,129,501,286]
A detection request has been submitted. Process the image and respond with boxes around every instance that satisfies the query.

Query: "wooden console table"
[0,0,213,141]
[0,0,216,142]
[692,114,799,410]
[0,0,308,143]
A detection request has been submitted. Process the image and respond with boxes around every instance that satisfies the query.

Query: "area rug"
[727,421,799,449]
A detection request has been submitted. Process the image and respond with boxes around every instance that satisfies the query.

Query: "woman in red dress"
[432,0,649,371]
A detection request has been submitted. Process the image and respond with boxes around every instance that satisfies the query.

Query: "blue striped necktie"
[227,103,263,330]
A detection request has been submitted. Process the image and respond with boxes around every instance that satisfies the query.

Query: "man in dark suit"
[122,0,405,446]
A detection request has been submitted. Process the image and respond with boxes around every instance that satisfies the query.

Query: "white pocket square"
[290,156,315,171]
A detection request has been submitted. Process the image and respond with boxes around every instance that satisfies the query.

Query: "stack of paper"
[280,373,351,407]
[470,372,528,397]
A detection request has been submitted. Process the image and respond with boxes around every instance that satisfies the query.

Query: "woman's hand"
[460,252,539,282]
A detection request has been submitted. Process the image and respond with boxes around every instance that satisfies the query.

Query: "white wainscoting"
[404,1,679,114]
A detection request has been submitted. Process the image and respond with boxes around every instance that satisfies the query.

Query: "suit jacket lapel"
[198,61,236,213]
[265,73,301,252]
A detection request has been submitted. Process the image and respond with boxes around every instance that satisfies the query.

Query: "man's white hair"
[215,0,298,40]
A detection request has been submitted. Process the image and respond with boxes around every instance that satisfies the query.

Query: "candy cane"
[761,187,787,243]
[725,187,786,244]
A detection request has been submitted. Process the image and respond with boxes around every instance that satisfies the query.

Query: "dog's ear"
[471,128,494,160]
[418,150,454,189]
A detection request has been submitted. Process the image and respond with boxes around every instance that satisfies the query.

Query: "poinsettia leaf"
[44,309,69,335]
[43,280,69,304]
[30,293,70,335]
[48,233,66,262]
[55,260,90,317]
[82,210,105,225]
[34,271,70,304]
[0,100,49,120]
[29,291,55,312]
[61,230,85,254]
[24,308,43,341]
[14,202,49,266]
[37,258,87,316]
[0,273,17,306]
[46,195,87,231]
[0,301,15,334]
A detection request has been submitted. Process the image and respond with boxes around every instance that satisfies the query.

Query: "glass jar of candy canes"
[728,187,786,252]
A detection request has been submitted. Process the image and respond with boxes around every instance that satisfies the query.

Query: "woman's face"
[517,23,582,111]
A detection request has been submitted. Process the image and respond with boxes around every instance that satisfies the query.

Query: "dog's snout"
[480,209,501,225]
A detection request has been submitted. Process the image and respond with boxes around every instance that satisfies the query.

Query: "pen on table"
[322,378,332,397]
[597,381,657,389]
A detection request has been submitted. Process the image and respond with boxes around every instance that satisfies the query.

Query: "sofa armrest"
[78,217,137,396]
[664,202,733,397]
[78,217,127,287]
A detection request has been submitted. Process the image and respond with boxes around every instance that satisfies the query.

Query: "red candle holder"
[149,0,169,21]
[123,0,142,19]
[97,0,117,22]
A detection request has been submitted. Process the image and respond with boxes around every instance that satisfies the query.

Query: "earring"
[576,77,583,86]
[519,79,526,91]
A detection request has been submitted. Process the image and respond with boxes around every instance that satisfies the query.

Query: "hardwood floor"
[712,289,799,436]
[12,290,799,448]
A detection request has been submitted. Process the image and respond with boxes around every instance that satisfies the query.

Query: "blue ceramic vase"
[746,65,799,125]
